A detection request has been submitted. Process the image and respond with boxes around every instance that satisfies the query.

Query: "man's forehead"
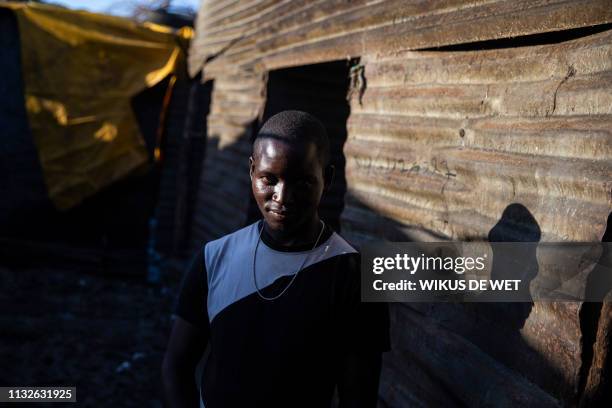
[253,136,315,160]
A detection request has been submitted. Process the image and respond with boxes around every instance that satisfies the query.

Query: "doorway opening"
[251,60,355,231]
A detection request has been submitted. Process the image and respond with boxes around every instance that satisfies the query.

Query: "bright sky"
[49,0,200,16]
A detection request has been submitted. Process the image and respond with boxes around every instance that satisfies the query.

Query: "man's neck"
[263,217,322,248]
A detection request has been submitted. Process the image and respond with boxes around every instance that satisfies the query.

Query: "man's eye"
[298,179,314,187]
[262,176,276,185]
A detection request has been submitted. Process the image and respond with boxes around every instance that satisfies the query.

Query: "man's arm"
[161,316,207,408]
[337,351,383,408]
[162,248,210,407]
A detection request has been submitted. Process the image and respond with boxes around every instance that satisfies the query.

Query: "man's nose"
[272,181,295,205]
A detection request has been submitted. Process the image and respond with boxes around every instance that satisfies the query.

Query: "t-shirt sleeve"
[174,248,210,331]
[341,252,391,352]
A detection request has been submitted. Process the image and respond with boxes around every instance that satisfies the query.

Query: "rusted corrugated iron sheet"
[342,30,612,405]
[155,78,212,255]
[155,78,192,253]
[189,0,612,78]
[176,80,212,253]
[190,71,266,245]
[344,29,612,243]
[582,292,612,406]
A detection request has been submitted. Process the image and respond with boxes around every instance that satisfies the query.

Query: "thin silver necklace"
[253,219,325,301]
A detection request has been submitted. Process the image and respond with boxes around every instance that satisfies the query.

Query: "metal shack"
[185,1,612,406]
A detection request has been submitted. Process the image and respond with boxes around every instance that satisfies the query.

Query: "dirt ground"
[0,259,188,407]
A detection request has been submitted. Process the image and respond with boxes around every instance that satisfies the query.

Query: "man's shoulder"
[327,230,359,256]
[322,231,360,273]
[204,221,259,259]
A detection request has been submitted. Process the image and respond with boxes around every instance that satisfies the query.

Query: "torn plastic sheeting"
[1,2,192,209]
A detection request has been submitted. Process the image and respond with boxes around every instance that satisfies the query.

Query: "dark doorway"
[249,60,354,231]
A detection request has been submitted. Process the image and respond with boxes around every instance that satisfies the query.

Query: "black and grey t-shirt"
[175,220,390,408]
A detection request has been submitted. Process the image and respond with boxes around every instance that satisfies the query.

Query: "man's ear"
[324,164,335,191]
[249,156,254,179]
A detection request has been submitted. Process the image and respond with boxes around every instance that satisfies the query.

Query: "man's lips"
[267,208,296,220]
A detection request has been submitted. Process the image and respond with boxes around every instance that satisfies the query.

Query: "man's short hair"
[254,110,330,167]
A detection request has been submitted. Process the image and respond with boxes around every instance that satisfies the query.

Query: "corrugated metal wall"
[188,0,612,405]
[154,78,191,253]
[155,78,212,255]
[344,29,612,243]
[190,71,266,246]
[174,79,213,253]
[189,0,612,77]
[341,29,612,406]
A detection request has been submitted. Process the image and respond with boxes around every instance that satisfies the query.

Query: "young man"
[162,110,389,407]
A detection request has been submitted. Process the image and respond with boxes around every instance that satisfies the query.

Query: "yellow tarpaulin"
[1,2,192,209]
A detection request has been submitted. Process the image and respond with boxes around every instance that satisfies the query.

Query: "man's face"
[250,138,327,235]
